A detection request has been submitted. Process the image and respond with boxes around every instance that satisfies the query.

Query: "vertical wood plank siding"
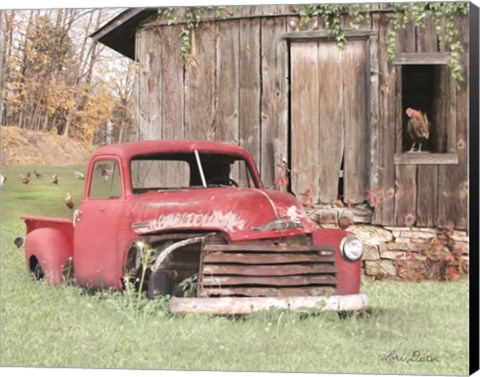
[290,41,320,200]
[438,16,469,230]
[135,9,469,230]
[416,18,439,228]
[239,18,262,169]
[371,12,396,226]
[216,20,240,145]
[161,26,185,186]
[317,42,343,203]
[395,19,418,227]
[343,40,369,203]
[161,26,185,141]
[260,17,288,188]
[184,23,217,140]
[137,27,163,141]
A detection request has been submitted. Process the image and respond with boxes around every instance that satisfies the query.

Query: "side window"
[89,160,122,199]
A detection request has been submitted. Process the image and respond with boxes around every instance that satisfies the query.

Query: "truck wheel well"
[128,232,228,297]
[125,247,137,272]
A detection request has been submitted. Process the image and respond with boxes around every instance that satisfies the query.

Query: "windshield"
[131,151,258,194]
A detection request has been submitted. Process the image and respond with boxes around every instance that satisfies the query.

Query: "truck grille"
[198,244,337,297]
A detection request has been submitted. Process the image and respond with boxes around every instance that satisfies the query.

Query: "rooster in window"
[406,107,430,152]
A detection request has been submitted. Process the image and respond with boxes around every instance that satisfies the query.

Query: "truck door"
[73,157,125,289]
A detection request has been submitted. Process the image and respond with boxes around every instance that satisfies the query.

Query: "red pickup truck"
[20,140,368,314]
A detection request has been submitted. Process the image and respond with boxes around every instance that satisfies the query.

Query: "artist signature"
[381,350,439,364]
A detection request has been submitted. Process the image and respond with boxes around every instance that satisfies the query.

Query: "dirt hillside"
[1,126,90,166]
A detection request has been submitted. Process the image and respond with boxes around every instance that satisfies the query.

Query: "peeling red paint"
[20,139,366,312]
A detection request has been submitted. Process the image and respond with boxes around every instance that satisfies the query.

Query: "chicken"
[21,173,30,185]
[97,164,112,182]
[52,174,59,185]
[0,175,6,186]
[406,107,430,152]
[65,193,74,210]
[34,170,43,179]
[73,171,85,180]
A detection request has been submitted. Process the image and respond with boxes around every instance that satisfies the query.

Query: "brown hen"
[406,107,430,152]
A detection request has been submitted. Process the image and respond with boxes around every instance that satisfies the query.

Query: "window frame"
[392,52,459,165]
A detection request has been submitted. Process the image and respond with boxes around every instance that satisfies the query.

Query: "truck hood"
[130,188,317,241]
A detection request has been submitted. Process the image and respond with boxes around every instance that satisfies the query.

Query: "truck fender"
[25,228,73,285]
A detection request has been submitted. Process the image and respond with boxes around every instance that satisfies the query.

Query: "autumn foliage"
[1,9,135,145]
[422,227,468,281]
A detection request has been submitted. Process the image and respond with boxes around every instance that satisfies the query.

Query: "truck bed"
[21,216,74,241]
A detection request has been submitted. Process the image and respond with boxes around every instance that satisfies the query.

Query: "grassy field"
[0,164,470,375]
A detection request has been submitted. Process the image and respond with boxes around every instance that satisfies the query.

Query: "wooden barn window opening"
[393,53,459,165]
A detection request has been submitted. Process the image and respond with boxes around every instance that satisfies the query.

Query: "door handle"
[73,209,81,227]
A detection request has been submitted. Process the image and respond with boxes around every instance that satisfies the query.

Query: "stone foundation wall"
[347,225,469,281]
[307,206,469,281]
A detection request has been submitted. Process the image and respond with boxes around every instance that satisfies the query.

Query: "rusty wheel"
[32,262,44,280]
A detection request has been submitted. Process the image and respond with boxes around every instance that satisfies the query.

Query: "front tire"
[147,270,170,299]
[32,262,44,280]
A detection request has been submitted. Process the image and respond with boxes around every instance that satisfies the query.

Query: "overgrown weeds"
[96,243,172,322]
[422,227,469,281]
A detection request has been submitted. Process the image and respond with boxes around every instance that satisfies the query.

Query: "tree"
[0,8,133,146]
[111,59,136,143]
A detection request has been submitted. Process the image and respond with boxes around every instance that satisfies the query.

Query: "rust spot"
[458,181,468,200]
[405,214,416,227]
[338,216,352,230]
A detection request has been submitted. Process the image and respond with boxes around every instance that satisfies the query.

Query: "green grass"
[0,164,470,374]
[1,164,86,220]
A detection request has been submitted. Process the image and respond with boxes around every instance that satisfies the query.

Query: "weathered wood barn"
[92,3,470,232]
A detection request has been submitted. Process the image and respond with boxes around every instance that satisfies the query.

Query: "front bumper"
[169,293,368,315]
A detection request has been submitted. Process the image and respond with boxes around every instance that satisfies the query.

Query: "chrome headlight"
[252,218,304,232]
[340,235,364,261]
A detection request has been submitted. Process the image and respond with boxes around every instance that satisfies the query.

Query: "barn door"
[290,39,369,205]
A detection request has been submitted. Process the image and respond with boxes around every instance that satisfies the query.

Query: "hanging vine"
[300,2,469,84]
[159,6,240,63]
[428,2,469,83]
[158,3,468,83]
[299,3,370,49]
